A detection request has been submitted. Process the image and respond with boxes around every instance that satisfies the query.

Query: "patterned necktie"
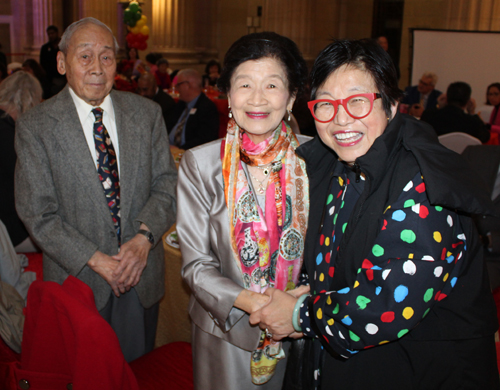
[92,107,121,244]
[173,107,190,147]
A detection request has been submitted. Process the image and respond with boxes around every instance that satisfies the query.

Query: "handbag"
[281,338,315,390]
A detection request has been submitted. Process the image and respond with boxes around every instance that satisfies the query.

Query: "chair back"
[438,132,481,154]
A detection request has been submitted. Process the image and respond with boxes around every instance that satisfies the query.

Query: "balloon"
[140,25,150,36]
[136,33,146,42]
[136,19,145,29]
[130,25,141,34]
[133,10,142,21]
[138,41,147,51]
[141,15,148,24]
[129,2,139,13]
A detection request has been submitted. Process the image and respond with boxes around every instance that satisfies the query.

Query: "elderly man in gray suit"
[15,17,177,361]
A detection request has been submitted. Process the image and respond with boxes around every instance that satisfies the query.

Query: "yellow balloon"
[141,15,148,24]
[130,25,140,34]
[136,19,145,29]
[141,25,150,36]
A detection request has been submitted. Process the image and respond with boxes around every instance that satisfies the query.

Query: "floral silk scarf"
[221,118,309,384]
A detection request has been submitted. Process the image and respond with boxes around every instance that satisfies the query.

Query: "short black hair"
[47,25,58,33]
[310,39,402,117]
[446,82,471,107]
[205,59,221,75]
[217,31,307,98]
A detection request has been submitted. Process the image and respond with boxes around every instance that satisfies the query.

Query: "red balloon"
[138,41,147,51]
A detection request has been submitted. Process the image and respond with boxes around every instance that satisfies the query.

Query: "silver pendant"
[263,168,269,175]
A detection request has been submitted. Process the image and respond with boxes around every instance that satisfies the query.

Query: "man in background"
[40,25,67,97]
[401,71,442,117]
[137,72,175,126]
[167,69,219,150]
[421,81,490,143]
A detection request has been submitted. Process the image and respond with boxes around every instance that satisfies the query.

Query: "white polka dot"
[325,326,333,336]
[300,319,303,323]
[457,251,462,260]
[329,206,335,216]
[421,255,434,261]
[411,204,420,214]
[403,260,417,275]
[458,233,466,240]
[434,266,443,277]
[306,327,310,332]
[338,330,345,339]
[365,323,379,335]
[306,311,309,317]
[382,269,391,280]
[447,215,453,227]
[314,370,318,380]
[403,181,413,192]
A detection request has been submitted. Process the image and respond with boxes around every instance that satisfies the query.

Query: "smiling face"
[57,23,116,106]
[228,57,295,144]
[314,65,397,164]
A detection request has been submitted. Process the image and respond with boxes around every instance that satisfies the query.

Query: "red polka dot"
[382,219,388,230]
[314,296,321,304]
[419,205,429,219]
[362,259,373,269]
[381,311,395,322]
[323,335,330,343]
[366,269,374,281]
[320,235,325,246]
[363,345,374,349]
[415,182,426,193]
[325,252,331,264]
[434,290,441,301]
[441,248,446,261]
[452,241,463,249]
[320,290,327,293]
[437,293,447,301]
[346,301,349,306]
[328,266,335,277]
[337,190,343,198]
[346,178,350,185]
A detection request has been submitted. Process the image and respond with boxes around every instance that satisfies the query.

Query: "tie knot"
[92,107,103,121]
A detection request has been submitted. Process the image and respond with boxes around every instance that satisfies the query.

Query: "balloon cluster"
[124,1,150,51]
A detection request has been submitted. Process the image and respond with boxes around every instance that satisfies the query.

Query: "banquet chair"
[7,276,193,390]
[438,132,481,154]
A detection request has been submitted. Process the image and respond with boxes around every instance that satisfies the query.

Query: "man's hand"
[112,232,151,292]
[409,103,424,118]
[466,97,477,114]
[87,251,122,297]
[249,287,297,341]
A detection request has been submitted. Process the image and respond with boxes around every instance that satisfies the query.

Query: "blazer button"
[19,379,30,389]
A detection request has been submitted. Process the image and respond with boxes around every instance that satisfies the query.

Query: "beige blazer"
[177,135,310,352]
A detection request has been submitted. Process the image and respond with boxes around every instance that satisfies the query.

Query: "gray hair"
[422,71,438,86]
[0,71,42,118]
[177,69,203,89]
[59,17,119,55]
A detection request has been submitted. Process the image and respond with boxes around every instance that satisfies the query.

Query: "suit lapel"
[111,90,141,225]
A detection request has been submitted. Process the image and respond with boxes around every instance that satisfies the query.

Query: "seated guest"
[421,81,490,143]
[137,73,175,126]
[154,58,172,90]
[486,82,500,134]
[0,71,42,251]
[127,47,145,79]
[202,59,221,88]
[401,71,442,117]
[167,69,219,149]
[145,52,161,74]
[22,59,51,100]
[114,59,137,93]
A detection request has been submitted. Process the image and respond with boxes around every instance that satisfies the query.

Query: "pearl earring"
[287,109,292,121]
[228,106,232,118]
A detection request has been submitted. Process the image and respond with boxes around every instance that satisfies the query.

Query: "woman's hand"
[287,284,310,298]
[234,289,270,314]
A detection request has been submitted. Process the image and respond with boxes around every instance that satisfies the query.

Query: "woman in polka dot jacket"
[250,39,500,389]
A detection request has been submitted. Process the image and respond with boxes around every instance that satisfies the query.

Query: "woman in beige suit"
[177,32,310,389]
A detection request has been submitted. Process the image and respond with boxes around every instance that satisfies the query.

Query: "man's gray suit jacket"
[15,87,177,310]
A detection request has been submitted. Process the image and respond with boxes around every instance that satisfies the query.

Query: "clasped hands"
[87,226,152,297]
[249,285,310,341]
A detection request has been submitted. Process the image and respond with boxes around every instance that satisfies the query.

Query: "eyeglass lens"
[313,96,373,121]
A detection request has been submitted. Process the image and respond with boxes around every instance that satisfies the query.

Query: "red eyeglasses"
[308,93,382,122]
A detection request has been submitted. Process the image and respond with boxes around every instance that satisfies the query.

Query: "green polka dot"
[435,206,443,211]
[341,201,345,209]
[423,288,433,302]
[372,244,384,257]
[422,308,430,318]
[404,199,415,208]
[357,268,361,274]
[332,303,340,315]
[342,223,347,233]
[397,329,409,338]
[356,295,371,310]
[327,194,333,205]
[400,229,416,243]
[349,331,360,342]
[333,214,338,225]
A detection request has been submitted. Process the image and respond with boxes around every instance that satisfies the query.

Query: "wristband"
[292,294,309,332]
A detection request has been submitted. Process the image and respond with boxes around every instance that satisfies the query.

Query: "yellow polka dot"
[403,307,414,320]
[354,281,360,288]
[379,340,389,345]
[443,273,449,282]
[446,251,452,257]
[327,296,332,305]
[408,253,414,259]
[327,318,334,326]
[319,273,324,282]
[433,231,442,243]
[338,177,344,186]
[325,237,330,247]
[384,205,391,214]
[317,308,323,320]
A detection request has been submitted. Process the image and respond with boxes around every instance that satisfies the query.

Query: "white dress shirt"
[68,87,121,173]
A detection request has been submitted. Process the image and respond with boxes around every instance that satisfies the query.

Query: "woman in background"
[0,71,42,251]
[177,32,309,390]
[487,82,500,134]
